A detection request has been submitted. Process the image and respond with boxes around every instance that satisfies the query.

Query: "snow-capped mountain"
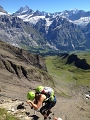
[0,5,90,54]
[13,6,34,16]
[58,8,80,19]
[13,6,51,24]
[13,6,90,27]
[73,17,90,27]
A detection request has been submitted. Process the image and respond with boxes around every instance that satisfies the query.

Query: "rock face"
[60,53,90,70]
[0,40,47,75]
[66,54,90,70]
[0,15,46,49]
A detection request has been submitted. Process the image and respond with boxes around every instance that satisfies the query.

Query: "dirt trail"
[53,96,90,120]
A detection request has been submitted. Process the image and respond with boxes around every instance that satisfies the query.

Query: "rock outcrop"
[60,53,90,70]
[66,54,90,70]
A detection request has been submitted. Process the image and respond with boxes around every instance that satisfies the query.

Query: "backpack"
[41,87,54,101]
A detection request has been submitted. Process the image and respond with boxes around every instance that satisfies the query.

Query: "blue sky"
[0,0,90,14]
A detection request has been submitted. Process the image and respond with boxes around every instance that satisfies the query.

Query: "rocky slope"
[0,40,90,120]
[0,40,54,100]
[0,90,90,120]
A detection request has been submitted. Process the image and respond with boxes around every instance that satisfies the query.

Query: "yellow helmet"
[27,91,35,101]
[35,86,44,93]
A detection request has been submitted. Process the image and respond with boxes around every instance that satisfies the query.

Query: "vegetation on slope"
[0,108,19,120]
[45,52,90,97]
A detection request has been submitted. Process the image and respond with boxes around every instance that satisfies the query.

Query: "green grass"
[45,53,90,96]
[0,108,19,120]
[45,56,75,83]
[45,54,90,85]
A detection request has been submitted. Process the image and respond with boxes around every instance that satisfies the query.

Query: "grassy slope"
[45,52,90,97]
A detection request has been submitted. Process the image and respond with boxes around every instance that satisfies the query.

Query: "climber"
[26,86,56,120]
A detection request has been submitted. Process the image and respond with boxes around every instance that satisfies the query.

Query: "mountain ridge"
[13,6,90,26]
[0,5,90,54]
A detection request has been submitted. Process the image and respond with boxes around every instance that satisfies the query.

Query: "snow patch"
[18,15,45,24]
[73,17,90,26]
[0,12,7,15]
[45,18,53,26]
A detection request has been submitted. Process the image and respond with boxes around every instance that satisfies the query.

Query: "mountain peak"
[13,5,34,15]
[21,5,30,12]
[0,6,8,14]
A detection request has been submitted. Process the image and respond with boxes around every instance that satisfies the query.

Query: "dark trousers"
[40,96,56,115]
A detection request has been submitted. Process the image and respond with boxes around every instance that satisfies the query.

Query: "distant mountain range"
[13,6,90,26]
[0,5,90,55]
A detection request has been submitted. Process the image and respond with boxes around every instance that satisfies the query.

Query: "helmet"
[35,86,44,93]
[27,91,35,101]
